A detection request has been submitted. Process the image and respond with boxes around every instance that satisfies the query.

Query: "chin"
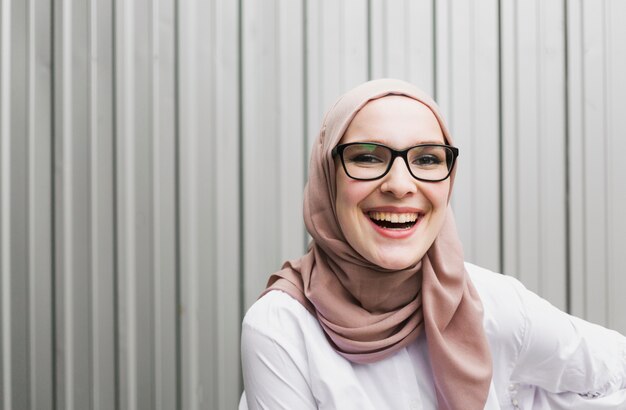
[379,261,414,270]
[371,251,420,270]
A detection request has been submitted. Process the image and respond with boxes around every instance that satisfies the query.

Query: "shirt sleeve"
[510,279,626,399]
[241,293,318,410]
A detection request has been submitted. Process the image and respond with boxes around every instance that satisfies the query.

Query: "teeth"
[368,211,418,223]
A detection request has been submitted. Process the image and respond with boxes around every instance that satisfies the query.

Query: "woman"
[240,79,626,409]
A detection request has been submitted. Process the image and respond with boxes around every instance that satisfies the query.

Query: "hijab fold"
[261,79,493,410]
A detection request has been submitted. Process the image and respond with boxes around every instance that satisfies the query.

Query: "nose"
[380,157,418,198]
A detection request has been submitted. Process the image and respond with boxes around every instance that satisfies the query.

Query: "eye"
[343,144,389,166]
[348,153,385,164]
[412,154,443,167]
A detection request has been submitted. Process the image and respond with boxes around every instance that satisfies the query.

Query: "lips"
[364,208,423,232]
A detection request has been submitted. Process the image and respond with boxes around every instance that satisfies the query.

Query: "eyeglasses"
[332,142,459,182]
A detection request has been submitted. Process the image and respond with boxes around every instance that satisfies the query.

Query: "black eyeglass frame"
[331,142,460,182]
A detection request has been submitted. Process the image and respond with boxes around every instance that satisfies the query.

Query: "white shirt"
[240,263,626,409]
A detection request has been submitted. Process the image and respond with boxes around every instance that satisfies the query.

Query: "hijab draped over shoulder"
[261,79,493,410]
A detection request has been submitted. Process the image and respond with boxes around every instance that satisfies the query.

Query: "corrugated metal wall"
[0,1,624,409]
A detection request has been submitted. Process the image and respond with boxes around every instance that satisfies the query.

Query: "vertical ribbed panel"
[437,0,501,272]
[213,0,241,407]
[114,0,139,407]
[178,0,208,406]
[90,0,116,408]
[2,3,626,410]
[178,0,203,407]
[501,0,568,309]
[306,0,369,152]
[370,0,434,94]
[54,1,93,409]
[567,0,585,321]
[568,0,626,332]
[242,0,306,308]
[1,0,55,407]
[0,0,10,406]
[152,0,178,408]
[1,0,14,407]
[179,0,240,408]
[177,0,198,403]
[604,0,626,334]
[115,0,173,406]
[29,0,54,407]
[9,0,29,408]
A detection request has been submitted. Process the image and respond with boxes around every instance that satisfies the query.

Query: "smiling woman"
[239,79,626,410]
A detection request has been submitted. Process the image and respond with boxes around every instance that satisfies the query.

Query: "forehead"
[340,95,445,146]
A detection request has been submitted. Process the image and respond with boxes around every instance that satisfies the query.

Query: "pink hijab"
[261,79,493,410]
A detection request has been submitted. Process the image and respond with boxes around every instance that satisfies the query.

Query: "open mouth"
[367,211,419,230]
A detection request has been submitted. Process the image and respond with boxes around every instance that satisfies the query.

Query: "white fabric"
[240,263,626,409]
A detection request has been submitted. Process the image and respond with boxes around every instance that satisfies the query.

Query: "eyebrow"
[350,137,447,145]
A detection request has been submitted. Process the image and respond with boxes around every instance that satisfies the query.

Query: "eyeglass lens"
[342,143,454,181]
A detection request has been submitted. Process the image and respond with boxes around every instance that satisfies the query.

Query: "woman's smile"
[364,207,423,238]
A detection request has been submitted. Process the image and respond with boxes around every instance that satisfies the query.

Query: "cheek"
[335,176,351,231]
[336,175,367,213]
[335,176,374,235]
[337,187,363,212]
[420,181,450,210]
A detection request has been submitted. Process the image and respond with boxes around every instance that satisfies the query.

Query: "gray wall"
[1,0,625,409]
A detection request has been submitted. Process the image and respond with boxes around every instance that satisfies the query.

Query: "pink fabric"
[261,79,493,410]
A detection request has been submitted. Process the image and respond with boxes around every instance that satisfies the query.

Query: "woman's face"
[335,96,451,270]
